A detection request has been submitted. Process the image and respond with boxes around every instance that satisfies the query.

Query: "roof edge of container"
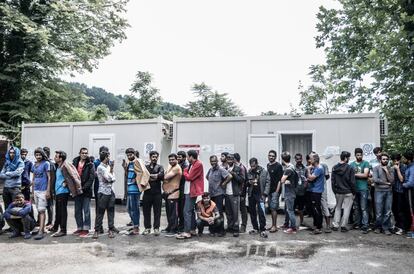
[23,116,172,128]
[173,112,380,123]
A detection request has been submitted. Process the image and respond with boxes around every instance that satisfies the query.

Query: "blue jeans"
[375,191,393,231]
[74,195,91,230]
[354,190,369,230]
[183,194,196,233]
[284,196,296,229]
[127,193,141,228]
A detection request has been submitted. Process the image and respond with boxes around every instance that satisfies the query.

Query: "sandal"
[128,229,140,236]
[269,226,278,233]
[108,230,115,238]
[176,233,191,240]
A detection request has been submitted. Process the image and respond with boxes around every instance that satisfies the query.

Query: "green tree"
[90,104,110,121]
[186,83,244,117]
[155,102,189,121]
[63,107,90,122]
[261,111,279,116]
[68,82,122,111]
[303,0,414,151]
[0,0,128,138]
[125,71,162,119]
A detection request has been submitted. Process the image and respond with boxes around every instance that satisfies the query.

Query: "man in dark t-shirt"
[143,151,164,236]
[267,150,283,233]
[279,152,297,234]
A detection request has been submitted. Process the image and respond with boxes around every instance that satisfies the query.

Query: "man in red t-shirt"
[176,150,204,239]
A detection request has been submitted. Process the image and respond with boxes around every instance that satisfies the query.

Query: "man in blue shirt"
[0,146,24,211]
[306,153,325,234]
[50,151,70,238]
[125,148,141,235]
[402,150,414,238]
[4,193,35,239]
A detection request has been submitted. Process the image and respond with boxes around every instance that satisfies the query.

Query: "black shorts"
[295,195,306,211]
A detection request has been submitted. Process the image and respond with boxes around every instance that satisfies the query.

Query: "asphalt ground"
[0,201,413,274]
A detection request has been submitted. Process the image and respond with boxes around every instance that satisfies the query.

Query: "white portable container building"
[21,117,172,198]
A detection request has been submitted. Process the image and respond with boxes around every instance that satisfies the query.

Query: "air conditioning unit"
[162,123,173,140]
[168,124,173,140]
[380,118,388,136]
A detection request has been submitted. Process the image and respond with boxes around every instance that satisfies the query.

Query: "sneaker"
[73,230,82,236]
[374,228,382,234]
[249,229,258,235]
[394,228,404,235]
[240,225,246,233]
[142,229,151,235]
[324,227,332,233]
[24,233,32,240]
[112,227,120,234]
[34,233,45,240]
[153,229,160,236]
[93,231,99,239]
[283,228,297,234]
[161,228,170,233]
[340,227,349,233]
[108,230,115,238]
[48,227,58,233]
[331,226,339,232]
[260,231,268,238]
[277,224,288,230]
[190,230,197,236]
[52,231,67,237]
[9,231,20,239]
[384,230,392,236]
[406,232,414,238]
[165,232,176,237]
[310,229,322,235]
[79,230,89,237]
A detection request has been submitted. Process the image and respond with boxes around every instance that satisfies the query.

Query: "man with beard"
[373,153,395,235]
[206,155,232,237]
[142,151,164,236]
[223,154,243,237]
[267,150,283,233]
[72,148,95,237]
[176,151,188,233]
[350,148,370,233]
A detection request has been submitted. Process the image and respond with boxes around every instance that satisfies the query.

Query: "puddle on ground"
[126,242,322,267]
[87,244,115,258]
[232,243,322,259]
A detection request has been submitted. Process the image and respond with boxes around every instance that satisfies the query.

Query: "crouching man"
[196,193,222,236]
[4,193,35,239]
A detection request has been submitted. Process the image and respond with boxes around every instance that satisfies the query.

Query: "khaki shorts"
[34,191,47,212]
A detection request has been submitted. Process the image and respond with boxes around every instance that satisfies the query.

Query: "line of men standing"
[2,144,414,240]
